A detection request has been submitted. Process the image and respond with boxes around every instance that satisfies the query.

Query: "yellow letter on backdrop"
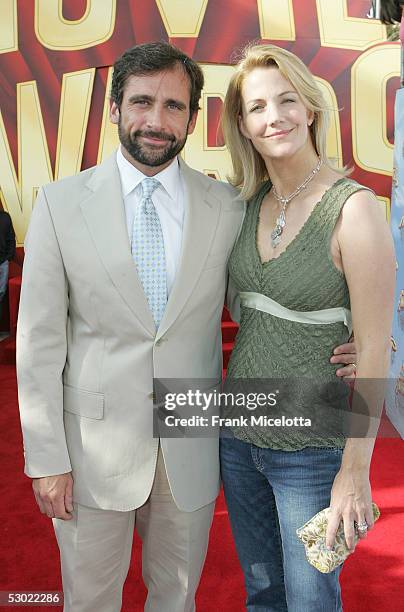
[314,77,343,168]
[257,0,296,41]
[55,69,95,179]
[376,196,390,222]
[0,112,20,237]
[0,82,53,244]
[156,0,208,37]
[0,0,18,54]
[0,71,97,242]
[316,0,386,50]
[35,0,116,50]
[183,64,235,180]
[97,68,119,164]
[351,44,400,176]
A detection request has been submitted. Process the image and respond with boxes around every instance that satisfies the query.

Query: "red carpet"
[1,362,404,611]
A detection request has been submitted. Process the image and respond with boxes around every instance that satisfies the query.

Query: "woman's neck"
[266,148,321,199]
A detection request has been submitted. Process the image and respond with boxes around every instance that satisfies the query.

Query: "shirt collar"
[116,146,180,201]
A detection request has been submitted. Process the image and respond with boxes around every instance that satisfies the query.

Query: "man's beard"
[118,123,188,167]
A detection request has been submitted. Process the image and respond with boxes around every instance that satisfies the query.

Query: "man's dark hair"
[379,0,403,23]
[111,41,204,116]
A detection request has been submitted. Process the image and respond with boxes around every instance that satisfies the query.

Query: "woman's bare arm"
[325,189,396,550]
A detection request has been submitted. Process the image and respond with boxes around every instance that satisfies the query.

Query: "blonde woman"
[220,44,395,611]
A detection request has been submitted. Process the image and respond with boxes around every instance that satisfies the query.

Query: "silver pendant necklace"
[270,157,323,248]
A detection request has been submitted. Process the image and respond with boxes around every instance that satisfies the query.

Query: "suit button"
[155,337,166,346]
[148,392,155,401]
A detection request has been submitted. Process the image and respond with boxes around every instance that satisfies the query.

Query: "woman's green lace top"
[226,178,368,450]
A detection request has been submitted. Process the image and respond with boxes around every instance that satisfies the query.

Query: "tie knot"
[141,178,160,200]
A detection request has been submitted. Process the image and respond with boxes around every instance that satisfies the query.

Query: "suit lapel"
[157,159,221,338]
[80,154,156,336]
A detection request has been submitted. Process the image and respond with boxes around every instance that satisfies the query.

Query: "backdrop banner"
[0,0,399,244]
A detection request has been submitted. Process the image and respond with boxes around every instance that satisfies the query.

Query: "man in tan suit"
[17,42,356,612]
[18,42,244,612]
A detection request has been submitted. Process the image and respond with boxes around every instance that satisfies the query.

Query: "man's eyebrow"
[127,94,154,103]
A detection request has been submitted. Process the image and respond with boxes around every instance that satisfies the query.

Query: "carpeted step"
[222,321,238,343]
[222,342,234,369]
[221,307,233,322]
[0,337,16,366]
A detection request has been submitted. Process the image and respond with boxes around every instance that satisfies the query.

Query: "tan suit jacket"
[17,153,245,512]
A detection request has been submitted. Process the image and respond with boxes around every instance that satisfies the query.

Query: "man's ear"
[187,110,198,135]
[110,101,120,125]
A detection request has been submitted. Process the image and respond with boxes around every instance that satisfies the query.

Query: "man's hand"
[32,473,74,520]
[330,338,357,378]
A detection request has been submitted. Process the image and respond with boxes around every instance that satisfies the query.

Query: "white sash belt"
[239,291,352,335]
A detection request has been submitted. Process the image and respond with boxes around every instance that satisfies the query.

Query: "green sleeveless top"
[226,178,368,450]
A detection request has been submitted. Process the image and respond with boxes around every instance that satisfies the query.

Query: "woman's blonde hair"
[222,44,345,200]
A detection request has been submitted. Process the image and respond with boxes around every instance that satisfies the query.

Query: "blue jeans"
[220,436,343,612]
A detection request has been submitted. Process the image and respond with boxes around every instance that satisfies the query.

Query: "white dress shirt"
[116,146,185,295]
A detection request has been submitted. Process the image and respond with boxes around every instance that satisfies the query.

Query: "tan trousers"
[53,448,215,612]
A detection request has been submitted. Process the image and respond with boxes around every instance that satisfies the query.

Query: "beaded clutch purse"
[296,503,380,573]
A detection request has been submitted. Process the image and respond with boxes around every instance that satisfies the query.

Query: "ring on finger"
[356,521,368,533]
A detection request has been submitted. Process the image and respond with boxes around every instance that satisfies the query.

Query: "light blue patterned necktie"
[131,178,167,328]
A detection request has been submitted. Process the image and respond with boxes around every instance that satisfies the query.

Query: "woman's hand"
[325,467,374,551]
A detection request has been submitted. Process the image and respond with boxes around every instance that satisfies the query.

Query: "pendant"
[271,225,283,248]
[269,158,323,252]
